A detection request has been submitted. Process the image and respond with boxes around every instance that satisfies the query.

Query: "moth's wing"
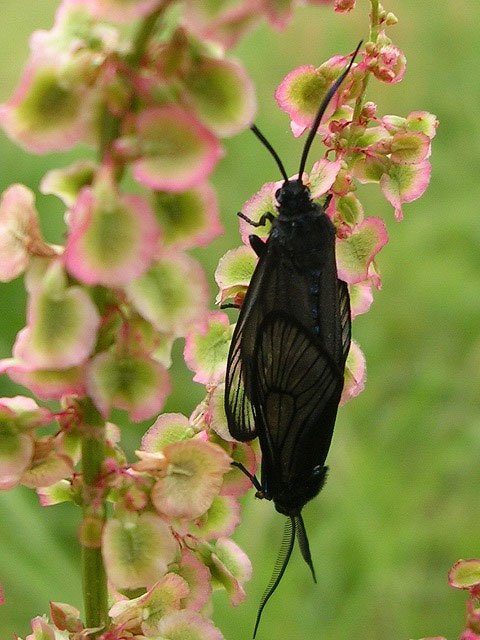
[253,311,344,483]
[225,248,275,441]
[338,278,351,365]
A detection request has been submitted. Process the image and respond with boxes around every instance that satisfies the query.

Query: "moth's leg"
[220,302,240,309]
[231,461,263,492]
[237,210,275,227]
[323,193,333,209]
[249,234,267,258]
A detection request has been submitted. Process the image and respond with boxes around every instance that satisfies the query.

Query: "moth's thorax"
[270,181,335,265]
[275,179,313,217]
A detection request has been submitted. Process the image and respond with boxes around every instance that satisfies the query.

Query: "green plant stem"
[369,0,380,42]
[80,398,108,638]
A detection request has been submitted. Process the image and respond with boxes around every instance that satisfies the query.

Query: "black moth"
[224,42,362,637]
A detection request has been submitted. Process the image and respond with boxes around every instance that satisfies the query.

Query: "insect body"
[224,44,360,636]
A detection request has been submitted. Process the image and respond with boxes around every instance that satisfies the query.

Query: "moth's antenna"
[295,514,316,583]
[253,516,296,639]
[297,40,363,179]
[250,124,289,183]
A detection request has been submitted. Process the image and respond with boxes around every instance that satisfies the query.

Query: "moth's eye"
[275,188,282,200]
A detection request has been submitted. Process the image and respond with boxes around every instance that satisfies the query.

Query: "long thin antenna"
[250,124,289,183]
[253,516,296,638]
[297,40,363,179]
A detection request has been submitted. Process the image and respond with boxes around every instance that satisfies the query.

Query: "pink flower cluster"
[3,396,255,640]
[0,0,265,637]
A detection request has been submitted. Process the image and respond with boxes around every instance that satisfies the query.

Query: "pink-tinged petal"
[0,52,95,153]
[334,0,356,11]
[354,125,391,151]
[390,131,430,165]
[206,384,235,442]
[189,495,241,540]
[238,182,277,244]
[110,574,189,635]
[142,413,194,453]
[220,442,256,495]
[460,633,480,640]
[40,160,97,207]
[449,559,480,594]
[49,601,83,633]
[184,312,231,385]
[0,396,53,426]
[291,120,307,137]
[210,538,252,605]
[351,153,388,184]
[261,0,295,29]
[127,315,175,368]
[131,449,169,475]
[14,262,100,369]
[84,0,167,23]
[335,193,364,226]
[151,439,232,520]
[87,350,171,421]
[335,217,389,284]
[103,512,177,590]
[0,475,22,491]
[276,54,359,129]
[308,159,342,198]
[215,246,257,305]
[157,610,224,640]
[369,38,406,85]
[21,453,74,488]
[37,479,73,506]
[380,160,431,221]
[340,339,366,405]
[182,58,256,138]
[2,361,86,401]
[275,65,324,128]
[182,0,261,50]
[0,184,46,281]
[64,188,161,286]
[349,282,373,319]
[26,616,56,640]
[0,420,33,485]
[126,252,209,337]
[330,168,354,197]
[133,105,223,192]
[55,426,82,465]
[29,0,115,57]
[171,548,212,611]
[151,183,222,249]
[381,115,406,135]
[367,261,382,291]
[406,111,438,139]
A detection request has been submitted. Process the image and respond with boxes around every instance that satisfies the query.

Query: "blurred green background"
[1,1,480,638]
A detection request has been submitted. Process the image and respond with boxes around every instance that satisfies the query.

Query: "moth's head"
[275,179,311,212]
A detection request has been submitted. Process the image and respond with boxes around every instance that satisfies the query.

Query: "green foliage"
[1,1,479,639]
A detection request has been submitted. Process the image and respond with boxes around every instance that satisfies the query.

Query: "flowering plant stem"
[369,0,380,41]
[80,398,108,636]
